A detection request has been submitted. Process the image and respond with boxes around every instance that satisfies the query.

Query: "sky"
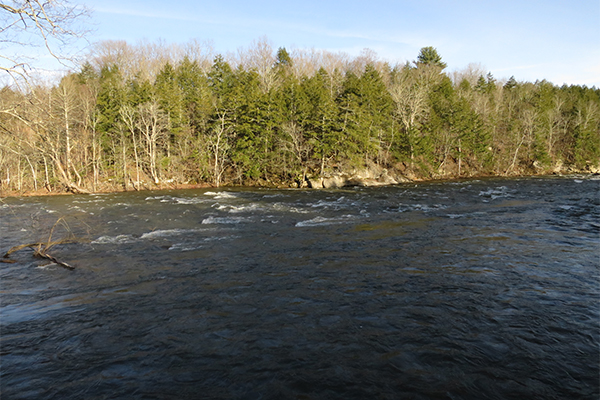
[12,0,600,86]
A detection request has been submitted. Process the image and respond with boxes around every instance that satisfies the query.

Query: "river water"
[1,176,598,399]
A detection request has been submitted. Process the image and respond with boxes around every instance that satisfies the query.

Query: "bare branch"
[1,0,90,86]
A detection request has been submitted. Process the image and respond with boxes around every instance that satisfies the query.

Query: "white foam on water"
[168,243,203,252]
[450,180,480,185]
[36,263,59,270]
[168,234,239,251]
[386,203,447,213]
[271,203,311,214]
[447,214,465,219]
[140,228,206,240]
[145,195,169,201]
[201,216,247,224]
[172,197,207,204]
[203,234,240,242]
[310,197,349,209]
[295,215,357,227]
[146,195,207,205]
[204,191,238,199]
[217,203,264,214]
[413,203,447,211]
[92,234,137,244]
[2,203,42,209]
[478,186,512,200]
[73,198,106,204]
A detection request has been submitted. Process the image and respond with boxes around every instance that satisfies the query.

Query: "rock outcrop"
[307,166,411,189]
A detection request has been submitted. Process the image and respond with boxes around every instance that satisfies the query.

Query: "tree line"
[1,39,599,193]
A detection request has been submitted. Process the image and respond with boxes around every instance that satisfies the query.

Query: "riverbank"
[0,182,214,199]
[2,168,597,199]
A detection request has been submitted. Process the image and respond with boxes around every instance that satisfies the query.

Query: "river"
[1,176,598,399]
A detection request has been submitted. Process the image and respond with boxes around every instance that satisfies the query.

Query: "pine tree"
[504,76,518,90]
[96,64,125,136]
[339,65,394,166]
[298,68,341,174]
[416,46,447,69]
[155,62,184,132]
[176,56,212,135]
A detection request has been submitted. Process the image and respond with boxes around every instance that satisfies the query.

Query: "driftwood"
[2,217,80,270]
[3,242,75,270]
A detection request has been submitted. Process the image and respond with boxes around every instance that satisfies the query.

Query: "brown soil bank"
[2,162,598,199]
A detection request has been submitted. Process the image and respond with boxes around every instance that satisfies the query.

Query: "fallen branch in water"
[35,249,75,270]
[2,217,80,270]
[3,241,76,270]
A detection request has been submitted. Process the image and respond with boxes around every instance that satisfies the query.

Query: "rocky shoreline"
[2,165,598,199]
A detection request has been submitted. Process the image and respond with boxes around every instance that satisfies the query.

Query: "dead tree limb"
[2,217,81,270]
[33,248,74,270]
[3,241,76,270]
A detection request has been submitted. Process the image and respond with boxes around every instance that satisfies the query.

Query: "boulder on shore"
[322,175,347,188]
[307,167,410,189]
[307,177,323,189]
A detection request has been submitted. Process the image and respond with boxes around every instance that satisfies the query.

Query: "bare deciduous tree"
[136,100,167,185]
[208,111,231,187]
[238,37,278,93]
[119,104,142,188]
[389,69,428,163]
[1,0,89,86]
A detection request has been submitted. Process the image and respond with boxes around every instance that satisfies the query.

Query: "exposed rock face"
[322,175,346,189]
[307,177,323,189]
[307,167,411,189]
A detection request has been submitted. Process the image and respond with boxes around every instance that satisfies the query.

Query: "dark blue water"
[1,176,599,399]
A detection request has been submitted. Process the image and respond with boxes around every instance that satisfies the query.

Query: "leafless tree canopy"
[1,0,89,84]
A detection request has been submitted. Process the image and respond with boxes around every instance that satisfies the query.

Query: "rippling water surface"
[1,176,599,399]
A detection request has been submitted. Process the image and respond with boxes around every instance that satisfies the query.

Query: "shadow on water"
[1,176,599,399]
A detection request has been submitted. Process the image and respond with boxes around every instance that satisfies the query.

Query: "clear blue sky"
[78,0,599,86]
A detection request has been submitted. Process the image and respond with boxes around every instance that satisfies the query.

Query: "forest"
[1,39,599,194]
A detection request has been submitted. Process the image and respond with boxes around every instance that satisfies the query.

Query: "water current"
[1,176,599,399]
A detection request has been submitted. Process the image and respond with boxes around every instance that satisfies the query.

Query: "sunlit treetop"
[416,46,447,69]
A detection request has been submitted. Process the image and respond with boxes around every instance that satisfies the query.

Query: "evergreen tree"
[204,56,238,184]
[275,47,293,69]
[230,68,273,180]
[96,64,125,136]
[77,62,98,85]
[272,69,306,179]
[176,56,213,135]
[416,46,447,69]
[298,68,341,174]
[339,65,394,166]
[208,55,236,100]
[504,76,518,90]
[127,74,153,106]
[155,62,184,132]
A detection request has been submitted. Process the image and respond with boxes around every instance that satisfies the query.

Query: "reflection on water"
[1,176,599,399]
